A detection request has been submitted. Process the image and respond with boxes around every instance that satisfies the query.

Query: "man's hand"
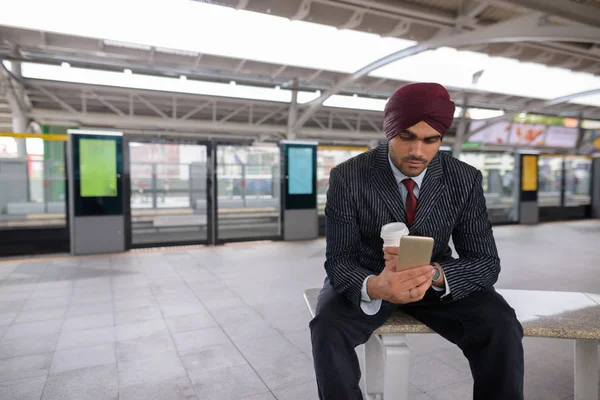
[367,260,435,304]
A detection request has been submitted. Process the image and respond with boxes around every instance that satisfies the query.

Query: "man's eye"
[399,133,413,140]
[425,138,440,144]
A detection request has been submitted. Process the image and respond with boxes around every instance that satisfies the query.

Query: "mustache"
[403,156,427,163]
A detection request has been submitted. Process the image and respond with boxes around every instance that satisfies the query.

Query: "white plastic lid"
[380,222,409,238]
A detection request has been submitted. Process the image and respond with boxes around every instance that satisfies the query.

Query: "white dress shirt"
[359,152,451,315]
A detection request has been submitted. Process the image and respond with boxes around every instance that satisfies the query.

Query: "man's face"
[388,121,442,177]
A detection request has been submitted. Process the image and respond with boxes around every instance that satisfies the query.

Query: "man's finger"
[384,260,396,271]
[397,265,434,282]
[383,253,396,261]
[383,246,399,256]
[410,278,433,299]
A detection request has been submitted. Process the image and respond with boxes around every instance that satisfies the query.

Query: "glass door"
[215,144,281,242]
[126,139,212,247]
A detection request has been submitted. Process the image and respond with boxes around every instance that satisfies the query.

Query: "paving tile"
[181,342,247,373]
[239,393,276,400]
[117,352,187,389]
[221,320,280,343]
[22,296,70,311]
[65,301,113,318]
[172,326,231,356]
[212,306,265,327]
[0,353,53,383]
[409,354,471,393]
[251,352,315,391]
[15,307,67,324]
[113,296,156,312]
[0,333,59,359]
[235,333,299,365]
[283,329,312,354]
[0,311,17,325]
[119,375,198,400]
[189,364,269,400]
[0,375,47,400]
[271,380,319,400]
[3,319,63,340]
[61,313,114,332]
[116,331,177,362]
[50,343,116,374]
[115,318,169,342]
[0,324,9,340]
[41,364,118,400]
[115,305,163,325]
[56,326,115,351]
[166,310,218,334]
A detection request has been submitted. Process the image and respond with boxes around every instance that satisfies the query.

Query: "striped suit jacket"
[324,142,500,307]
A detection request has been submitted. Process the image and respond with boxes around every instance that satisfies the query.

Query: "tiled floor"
[0,219,599,399]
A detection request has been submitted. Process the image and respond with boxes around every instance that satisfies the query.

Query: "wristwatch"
[431,264,441,281]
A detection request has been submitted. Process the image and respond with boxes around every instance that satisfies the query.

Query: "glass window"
[0,137,66,229]
[129,142,208,246]
[565,156,592,207]
[538,156,563,207]
[459,151,517,223]
[216,144,281,240]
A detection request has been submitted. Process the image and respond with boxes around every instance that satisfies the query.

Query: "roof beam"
[292,12,600,132]
[465,88,600,141]
[27,109,385,141]
[491,0,600,28]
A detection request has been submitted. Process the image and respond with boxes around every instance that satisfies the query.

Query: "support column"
[287,79,298,140]
[452,93,468,158]
[9,62,28,157]
[592,156,600,219]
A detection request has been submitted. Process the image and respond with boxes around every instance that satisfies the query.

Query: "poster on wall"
[468,121,511,144]
[0,137,18,158]
[509,123,547,146]
[544,126,578,148]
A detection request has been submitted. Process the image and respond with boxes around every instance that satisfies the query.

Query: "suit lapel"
[410,153,446,233]
[369,144,406,224]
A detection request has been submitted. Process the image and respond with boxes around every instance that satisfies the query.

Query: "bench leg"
[365,334,385,398]
[574,340,599,400]
[382,333,410,400]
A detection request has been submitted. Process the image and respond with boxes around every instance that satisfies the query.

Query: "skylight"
[0,0,415,74]
[1,0,599,108]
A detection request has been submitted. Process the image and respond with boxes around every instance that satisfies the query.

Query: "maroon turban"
[384,82,455,141]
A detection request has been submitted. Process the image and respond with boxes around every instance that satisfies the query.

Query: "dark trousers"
[309,279,524,400]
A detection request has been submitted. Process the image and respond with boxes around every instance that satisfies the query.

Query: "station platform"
[0,220,599,399]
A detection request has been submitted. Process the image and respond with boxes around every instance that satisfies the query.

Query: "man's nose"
[409,140,423,156]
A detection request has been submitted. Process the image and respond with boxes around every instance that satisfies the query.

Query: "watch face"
[432,265,441,281]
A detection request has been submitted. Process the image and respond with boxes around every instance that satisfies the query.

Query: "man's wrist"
[366,275,381,300]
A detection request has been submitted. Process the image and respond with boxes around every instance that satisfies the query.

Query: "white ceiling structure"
[1,0,600,147]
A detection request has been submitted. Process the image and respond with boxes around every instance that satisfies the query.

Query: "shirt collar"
[388,151,427,189]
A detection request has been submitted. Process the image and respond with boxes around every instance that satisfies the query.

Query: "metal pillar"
[452,93,469,158]
[592,156,600,219]
[287,79,298,140]
[7,62,28,157]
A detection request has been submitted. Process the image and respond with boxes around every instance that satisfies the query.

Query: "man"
[309,82,524,400]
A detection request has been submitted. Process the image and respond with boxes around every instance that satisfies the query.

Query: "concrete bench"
[304,288,600,400]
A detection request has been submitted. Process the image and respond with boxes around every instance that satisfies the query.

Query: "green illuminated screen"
[79,138,117,197]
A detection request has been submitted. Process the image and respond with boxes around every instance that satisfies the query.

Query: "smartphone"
[396,236,434,272]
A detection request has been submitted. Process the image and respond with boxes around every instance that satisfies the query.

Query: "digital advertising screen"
[71,134,123,217]
[284,143,317,210]
[287,146,314,195]
[79,138,118,197]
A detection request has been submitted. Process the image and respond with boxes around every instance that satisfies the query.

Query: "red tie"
[402,179,417,228]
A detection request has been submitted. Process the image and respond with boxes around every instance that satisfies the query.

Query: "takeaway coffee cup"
[380,222,410,247]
